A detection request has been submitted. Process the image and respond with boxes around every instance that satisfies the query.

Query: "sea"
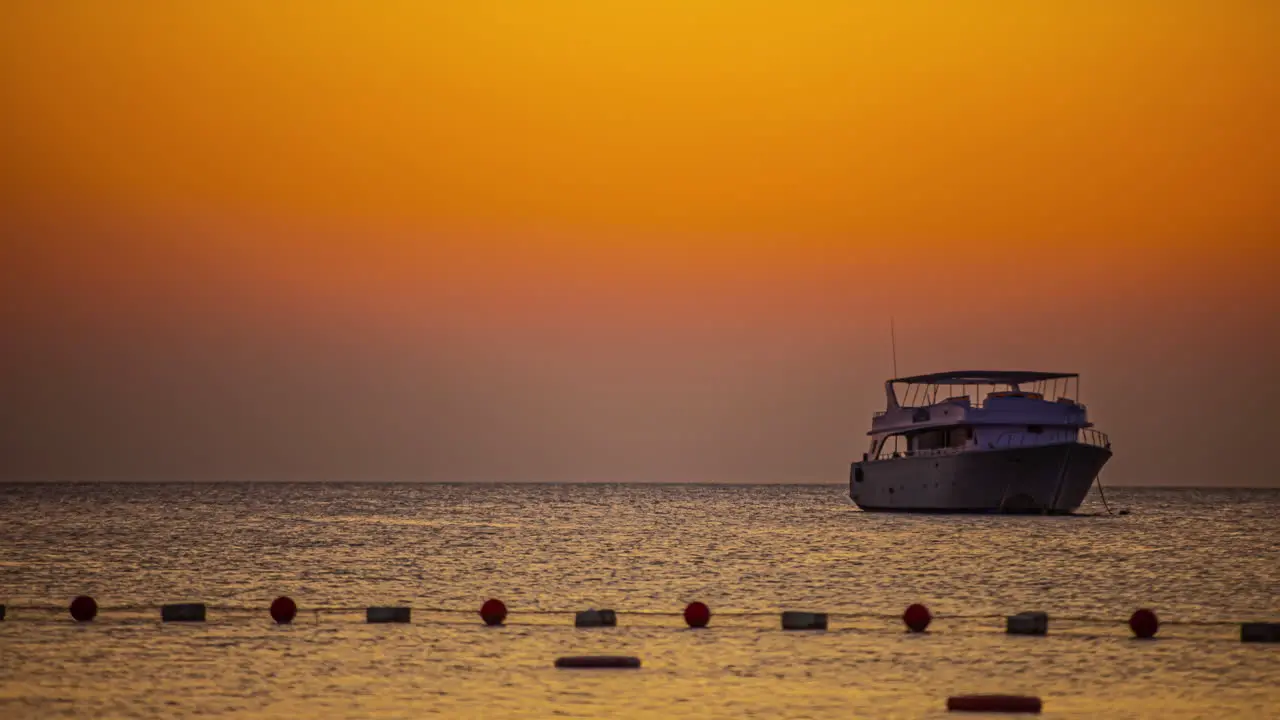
[1,483,1277,719]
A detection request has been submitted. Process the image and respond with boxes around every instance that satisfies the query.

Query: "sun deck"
[876,370,1086,418]
[863,369,1108,461]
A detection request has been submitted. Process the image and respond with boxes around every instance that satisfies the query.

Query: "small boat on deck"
[849,370,1111,514]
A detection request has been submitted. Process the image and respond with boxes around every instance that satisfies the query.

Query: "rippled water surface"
[1,484,1277,718]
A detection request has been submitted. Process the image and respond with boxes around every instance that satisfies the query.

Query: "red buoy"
[555,656,641,669]
[69,595,98,622]
[1129,608,1158,639]
[270,596,297,624]
[684,601,711,628]
[903,603,931,632]
[947,695,1042,713]
[480,598,507,626]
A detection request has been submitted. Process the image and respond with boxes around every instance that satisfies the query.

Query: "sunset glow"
[3,1,1278,484]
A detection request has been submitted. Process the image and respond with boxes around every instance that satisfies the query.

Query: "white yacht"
[849,371,1112,514]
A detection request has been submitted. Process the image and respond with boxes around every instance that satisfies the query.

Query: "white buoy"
[1006,611,1048,635]
[366,607,411,623]
[781,611,828,630]
[1241,623,1280,643]
[161,603,207,622]
[574,609,617,627]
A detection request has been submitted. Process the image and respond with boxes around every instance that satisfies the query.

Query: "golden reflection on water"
[0,484,1277,718]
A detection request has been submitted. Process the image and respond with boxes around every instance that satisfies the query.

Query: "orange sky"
[2,2,1278,484]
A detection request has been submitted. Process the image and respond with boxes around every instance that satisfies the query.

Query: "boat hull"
[849,442,1111,514]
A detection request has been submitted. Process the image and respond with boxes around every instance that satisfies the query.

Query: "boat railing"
[871,445,969,461]
[873,399,1087,419]
[869,428,1111,461]
[986,428,1111,451]
[1079,428,1110,449]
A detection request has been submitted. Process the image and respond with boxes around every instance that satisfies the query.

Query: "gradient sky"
[3,1,1278,485]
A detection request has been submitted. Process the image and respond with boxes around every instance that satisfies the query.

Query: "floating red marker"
[903,603,931,632]
[684,601,711,628]
[947,695,1042,713]
[69,595,97,622]
[555,656,641,669]
[270,596,297,624]
[1129,608,1158,639]
[480,599,507,626]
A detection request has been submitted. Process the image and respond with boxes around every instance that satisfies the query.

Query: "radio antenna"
[890,316,899,378]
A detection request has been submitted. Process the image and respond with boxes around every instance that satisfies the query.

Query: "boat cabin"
[865,370,1108,460]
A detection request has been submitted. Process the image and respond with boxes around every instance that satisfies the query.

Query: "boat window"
[910,429,947,451]
[907,427,972,452]
[874,428,976,458]
[891,435,905,456]
[1027,425,1044,434]
[878,434,906,458]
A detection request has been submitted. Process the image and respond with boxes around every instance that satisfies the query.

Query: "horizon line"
[2,480,1277,490]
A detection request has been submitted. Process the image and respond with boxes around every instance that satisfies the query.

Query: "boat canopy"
[882,370,1084,410]
[890,370,1077,386]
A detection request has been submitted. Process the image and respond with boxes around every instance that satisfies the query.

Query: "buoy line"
[0,598,1272,641]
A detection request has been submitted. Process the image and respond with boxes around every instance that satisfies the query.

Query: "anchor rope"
[1094,471,1115,515]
